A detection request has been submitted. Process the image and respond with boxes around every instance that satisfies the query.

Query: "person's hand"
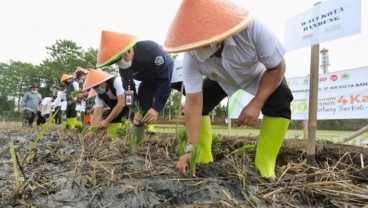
[133,113,142,125]
[177,153,191,177]
[76,93,84,99]
[41,112,45,117]
[237,99,262,127]
[142,108,158,123]
[19,108,24,113]
[99,119,109,130]
[84,131,93,142]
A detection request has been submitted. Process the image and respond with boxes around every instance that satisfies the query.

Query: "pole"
[175,83,184,136]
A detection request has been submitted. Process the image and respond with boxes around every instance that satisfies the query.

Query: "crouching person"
[83,69,129,140]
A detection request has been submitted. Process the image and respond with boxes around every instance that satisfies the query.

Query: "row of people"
[22,0,294,180]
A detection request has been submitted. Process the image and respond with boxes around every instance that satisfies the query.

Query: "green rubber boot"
[65,118,71,129]
[107,123,122,138]
[145,123,156,134]
[69,117,77,129]
[196,116,213,164]
[255,116,290,179]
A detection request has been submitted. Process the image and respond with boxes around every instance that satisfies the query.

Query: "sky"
[0,0,367,78]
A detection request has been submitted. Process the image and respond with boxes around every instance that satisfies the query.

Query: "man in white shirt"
[37,96,55,125]
[164,0,293,180]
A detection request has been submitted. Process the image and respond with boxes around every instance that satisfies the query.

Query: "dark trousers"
[53,106,63,124]
[199,77,293,119]
[23,109,36,126]
[66,103,77,118]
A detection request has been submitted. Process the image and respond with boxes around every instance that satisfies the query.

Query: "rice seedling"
[236,144,256,157]
[176,128,187,157]
[189,145,200,178]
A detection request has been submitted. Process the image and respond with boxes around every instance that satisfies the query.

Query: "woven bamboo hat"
[96,30,139,68]
[60,74,74,82]
[82,69,114,92]
[164,0,254,53]
[75,67,88,74]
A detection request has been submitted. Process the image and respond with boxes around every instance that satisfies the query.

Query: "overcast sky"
[0,0,367,78]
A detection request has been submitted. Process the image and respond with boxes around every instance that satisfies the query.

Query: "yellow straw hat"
[164,0,253,53]
[75,67,88,74]
[60,74,74,82]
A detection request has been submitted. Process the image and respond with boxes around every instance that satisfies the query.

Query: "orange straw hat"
[60,74,74,82]
[82,69,114,92]
[75,67,88,74]
[87,88,97,98]
[96,30,139,68]
[163,0,254,53]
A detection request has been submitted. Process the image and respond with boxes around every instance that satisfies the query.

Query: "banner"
[285,0,361,51]
[229,66,368,120]
[171,60,183,83]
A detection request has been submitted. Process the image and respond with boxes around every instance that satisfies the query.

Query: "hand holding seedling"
[142,108,158,123]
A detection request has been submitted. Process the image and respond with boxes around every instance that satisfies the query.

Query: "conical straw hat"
[60,74,74,82]
[87,88,97,98]
[96,30,139,68]
[164,0,254,53]
[82,69,114,92]
[75,67,88,74]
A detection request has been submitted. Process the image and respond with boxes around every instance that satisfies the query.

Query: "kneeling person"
[82,69,128,139]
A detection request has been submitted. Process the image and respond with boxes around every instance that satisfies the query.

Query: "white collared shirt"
[182,20,286,96]
[94,78,125,107]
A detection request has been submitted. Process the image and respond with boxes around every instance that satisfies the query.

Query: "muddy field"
[1,122,368,208]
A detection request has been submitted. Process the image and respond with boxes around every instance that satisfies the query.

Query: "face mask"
[193,43,221,62]
[32,89,38,93]
[116,58,132,69]
[96,87,106,94]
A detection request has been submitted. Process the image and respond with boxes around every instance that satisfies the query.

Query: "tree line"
[1,39,366,131]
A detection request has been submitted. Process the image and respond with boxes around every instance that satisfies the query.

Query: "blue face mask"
[96,87,105,94]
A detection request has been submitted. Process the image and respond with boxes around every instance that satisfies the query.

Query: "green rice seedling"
[9,142,20,190]
[130,134,139,155]
[176,128,187,157]
[74,122,85,133]
[236,144,256,157]
[212,133,222,146]
[189,145,200,178]
[89,126,99,135]
[69,90,81,100]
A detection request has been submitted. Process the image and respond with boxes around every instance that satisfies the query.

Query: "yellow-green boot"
[107,123,122,138]
[69,117,77,129]
[196,116,213,164]
[145,123,156,134]
[255,116,290,179]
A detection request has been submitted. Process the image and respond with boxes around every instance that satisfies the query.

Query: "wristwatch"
[184,143,194,154]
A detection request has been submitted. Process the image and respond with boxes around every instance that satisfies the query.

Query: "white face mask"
[32,89,38,93]
[193,43,221,62]
[116,58,132,69]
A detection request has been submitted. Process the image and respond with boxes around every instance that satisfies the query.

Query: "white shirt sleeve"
[182,52,204,93]
[251,20,285,69]
[113,77,125,96]
[94,96,105,108]
[73,81,80,91]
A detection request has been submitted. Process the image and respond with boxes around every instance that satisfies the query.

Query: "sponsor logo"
[340,73,350,80]
[330,74,338,81]
[155,56,164,65]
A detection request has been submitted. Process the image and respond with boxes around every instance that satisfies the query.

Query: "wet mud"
[1,123,367,207]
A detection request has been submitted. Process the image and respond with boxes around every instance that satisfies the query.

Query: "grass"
[154,124,368,144]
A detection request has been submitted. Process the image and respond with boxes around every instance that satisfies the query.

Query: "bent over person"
[82,69,128,139]
[96,31,184,134]
[163,0,293,180]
